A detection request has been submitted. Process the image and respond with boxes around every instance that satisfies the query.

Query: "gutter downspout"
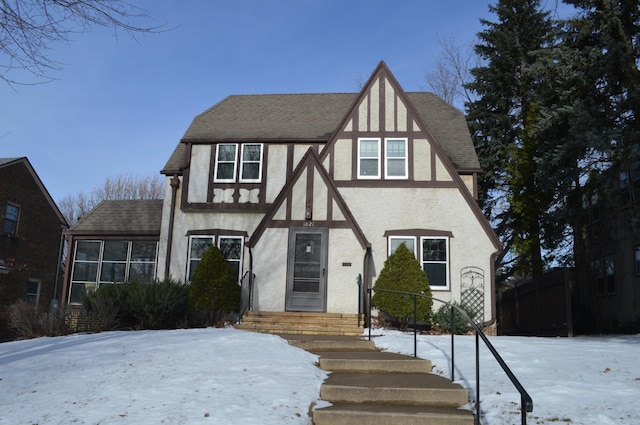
[164,175,180,280]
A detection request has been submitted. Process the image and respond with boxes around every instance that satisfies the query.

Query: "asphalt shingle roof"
[162,92,479,173]
[69,199,163,234]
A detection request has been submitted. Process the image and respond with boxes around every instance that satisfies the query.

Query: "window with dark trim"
[386,231,451,290]
[214,143,263,183]
[68,240,158,304]
[635,246,640,276]
[2,203,19,236]
[27,279,41,306]
[421,237,449,289]
[187,235,244,284]
[594,255,616,296]
[358,138,409,180]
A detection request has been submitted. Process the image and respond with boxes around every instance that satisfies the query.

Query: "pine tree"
[466,0,555,284]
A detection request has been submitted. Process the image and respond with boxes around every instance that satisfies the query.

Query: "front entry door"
[286,227,328,312]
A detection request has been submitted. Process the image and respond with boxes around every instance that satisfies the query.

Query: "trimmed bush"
[83,278,189,331]
[432,301,477,334]
[371,243,433,329]
[188,245,241,325]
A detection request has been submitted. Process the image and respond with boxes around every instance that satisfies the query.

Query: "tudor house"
[61,62,501,328]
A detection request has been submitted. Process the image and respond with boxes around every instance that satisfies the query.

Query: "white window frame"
[239,143,263,183]
[384,138,408,179]
[218,236,244,284]
[214,144,239,183]
[388,236,417,256]
[358,138,381,179]
[420,236,450,290]
[187,235,214,282]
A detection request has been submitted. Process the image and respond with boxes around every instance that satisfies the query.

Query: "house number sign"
[303,221,315,227]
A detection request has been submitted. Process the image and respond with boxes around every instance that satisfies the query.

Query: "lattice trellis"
[460,267,485,324]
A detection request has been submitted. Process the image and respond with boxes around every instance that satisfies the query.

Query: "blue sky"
[1,0,569,203]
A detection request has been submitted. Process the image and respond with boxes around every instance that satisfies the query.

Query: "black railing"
[367,288,533,425]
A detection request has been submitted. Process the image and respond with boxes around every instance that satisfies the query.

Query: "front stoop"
[235,311,363,336]
[283,335,474,425]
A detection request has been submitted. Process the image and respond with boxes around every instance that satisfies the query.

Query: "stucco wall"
[339,186,497,321]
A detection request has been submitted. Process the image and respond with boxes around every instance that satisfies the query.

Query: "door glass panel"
[293,234,321,293]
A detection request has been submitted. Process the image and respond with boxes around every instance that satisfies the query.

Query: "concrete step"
[237,312,363,336]
[284,335,375,352]
[312,403,474,425]
[320,372,469,407]
[317,351,432,373]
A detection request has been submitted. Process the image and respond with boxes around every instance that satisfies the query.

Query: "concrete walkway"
[282,334,474,425]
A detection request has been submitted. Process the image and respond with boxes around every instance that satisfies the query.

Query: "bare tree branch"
[59,173,164,225]
[424,34,478,108]
[0,0,165,86]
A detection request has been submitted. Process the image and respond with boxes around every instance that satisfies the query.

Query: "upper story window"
[214,143,263,183]
[358,138,380,178]
[385,138,408,179]
[358,138,408,180]
[2,203,20,236]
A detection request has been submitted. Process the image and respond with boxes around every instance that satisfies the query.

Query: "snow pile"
[0,328,326,425]
[1,327,639,424]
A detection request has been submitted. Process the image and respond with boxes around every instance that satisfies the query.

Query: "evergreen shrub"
[83,278,189,330]
[432,301,477,334]
[371,243,433,329]
[188,245,241,325]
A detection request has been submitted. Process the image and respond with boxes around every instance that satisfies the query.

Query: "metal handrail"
[367,287,533,425]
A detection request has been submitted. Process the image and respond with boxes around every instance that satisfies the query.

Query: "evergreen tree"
[466,0,555,284]
[371,244,433,329]
[188,246,241,324]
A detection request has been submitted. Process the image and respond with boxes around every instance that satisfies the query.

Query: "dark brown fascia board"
[63,231,160,237]
[180,138,331,144]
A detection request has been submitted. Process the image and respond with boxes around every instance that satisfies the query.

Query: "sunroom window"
[68,240,158,304]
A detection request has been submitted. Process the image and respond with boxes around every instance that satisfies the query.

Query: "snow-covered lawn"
[1,328,639,424]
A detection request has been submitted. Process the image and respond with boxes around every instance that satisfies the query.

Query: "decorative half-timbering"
[155,61,501,325]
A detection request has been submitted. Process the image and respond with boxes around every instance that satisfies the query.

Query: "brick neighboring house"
[0,157,68,340]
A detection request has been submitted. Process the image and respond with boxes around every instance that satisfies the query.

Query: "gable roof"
[162,84,479,174]
[249,148,369,249]
[67,199,163,235]
[0,157,69,227]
